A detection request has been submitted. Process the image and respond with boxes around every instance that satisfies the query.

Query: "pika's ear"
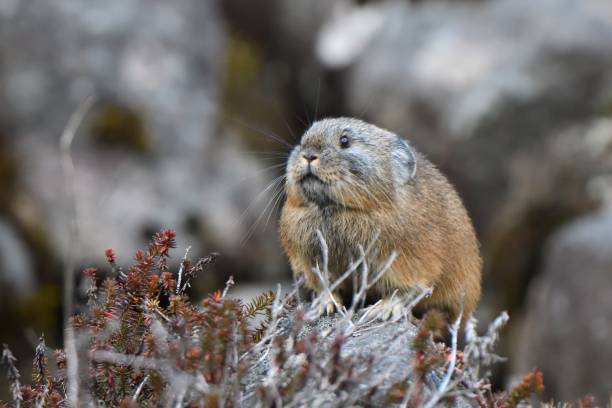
[392,138,417,185]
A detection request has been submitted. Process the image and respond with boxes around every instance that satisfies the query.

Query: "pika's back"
[280,118,481,320]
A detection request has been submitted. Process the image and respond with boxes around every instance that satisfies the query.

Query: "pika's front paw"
[315,292,343,316]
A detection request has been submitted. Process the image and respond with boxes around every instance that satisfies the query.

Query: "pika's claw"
[381,302,393,320]
[326,298,336,315]
[361,296,407,322]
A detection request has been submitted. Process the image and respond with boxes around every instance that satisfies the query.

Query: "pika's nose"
[302,153,318,163]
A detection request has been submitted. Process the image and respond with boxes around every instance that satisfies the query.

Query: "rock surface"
[342,0,612,236]
[0,0,283,279]
[242,312,476,407]
[514,209,612,402]
[222,0,612,312]
[0,217,35,296]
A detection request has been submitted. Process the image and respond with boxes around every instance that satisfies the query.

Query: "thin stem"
[59,94,96,407]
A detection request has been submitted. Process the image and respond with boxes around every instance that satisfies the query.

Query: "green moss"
[597,92,612,117]
[220,33,291,152]
[486,203,591,311]
[92,104,149,152]
[19,284,62,337]
[0,133,17,210]
[224,35,261,95]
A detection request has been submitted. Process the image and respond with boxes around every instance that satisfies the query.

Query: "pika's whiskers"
[240,175,286,246]
[227,115,293,150]
[238,173,286,225]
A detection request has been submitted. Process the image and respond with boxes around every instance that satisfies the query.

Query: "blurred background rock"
[1,0,611,402]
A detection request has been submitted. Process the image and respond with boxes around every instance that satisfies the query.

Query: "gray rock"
[224,0,612,310]
[314,0,612,322]
[0,0,284,277]
[241,311,479,407]
[0,217,35,297]
[338,0,612,232]
[513,209,612,402]
[485,117,612,311]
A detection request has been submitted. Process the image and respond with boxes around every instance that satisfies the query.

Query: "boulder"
[0,0,284,280]
[0,217,35,297]
[223,0,612,312]
[320,0,612,316]
[340,0,612,233]
[241,311,480,408]
[513,209,612,402]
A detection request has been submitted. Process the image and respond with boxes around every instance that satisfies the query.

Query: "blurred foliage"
[0,284,62,349]
[0,284,62,402]
[18,285,62,339]
[0,134,17,211]
[91,104,150,152]
[0,130,59,283]
[487,204,586,312]
[600,97,612,117]
[221,33,292,151]
[224,35,261,98]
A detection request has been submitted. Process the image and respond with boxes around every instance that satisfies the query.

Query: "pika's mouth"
[298,173,333,207]
[299,172,324,184]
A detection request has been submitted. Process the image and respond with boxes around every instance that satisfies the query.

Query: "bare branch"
[133,375,150,401]
[59,94,96,407]
[176,246,191,295]
[221,275,235,300]
[2,344,22,408]
[423,310,463,408]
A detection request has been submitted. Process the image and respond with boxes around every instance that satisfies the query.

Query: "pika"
[279,118,481,321]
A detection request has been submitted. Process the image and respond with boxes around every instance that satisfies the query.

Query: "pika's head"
[285,118,417,209]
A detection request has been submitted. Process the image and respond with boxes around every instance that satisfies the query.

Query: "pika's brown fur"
[279,118,481,320]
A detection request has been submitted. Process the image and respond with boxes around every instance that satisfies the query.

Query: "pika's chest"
[287,206,379,274]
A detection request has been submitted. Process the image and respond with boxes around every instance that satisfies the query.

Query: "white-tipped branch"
[422,310,463,408]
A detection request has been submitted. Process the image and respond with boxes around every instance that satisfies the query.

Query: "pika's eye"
[339,134,350,148]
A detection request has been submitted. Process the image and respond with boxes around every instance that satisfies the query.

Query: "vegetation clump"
[1,230,548,407]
